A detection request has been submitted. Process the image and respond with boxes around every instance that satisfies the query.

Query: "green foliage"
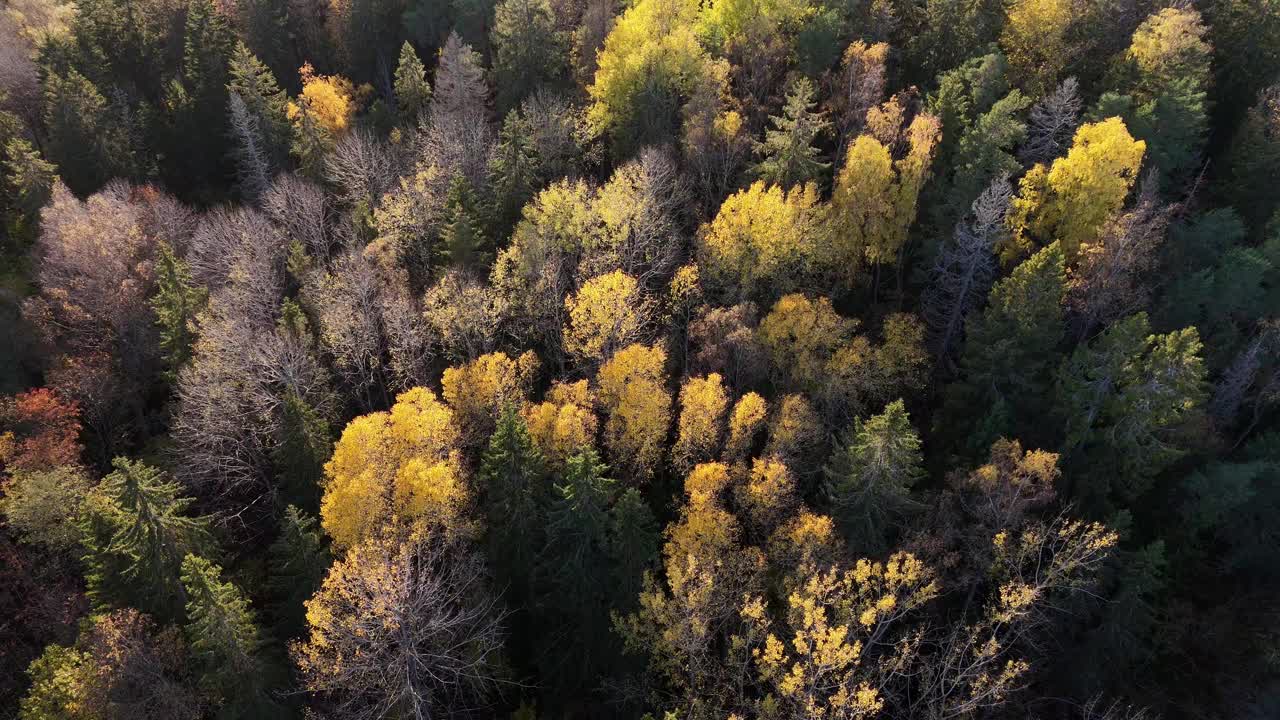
[1,466,92,553]
[607,487,661,611]
[824,399,924,555]
[3,139,57,220]
[42,69,137,195]
[267,505,331,638]
[488,110,541,240]
[393,41,432,125]
[491,0,564,114]
[479,407,549,605]
[151,243,208,383]
[754,77,830,188]
[227,42,293,166]
[180,554,263,702]
[439,175,491,271]
[272,391,331,512]
[80,458,214,622]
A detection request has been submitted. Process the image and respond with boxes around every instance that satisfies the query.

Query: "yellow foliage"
[288,63,362,134]
[321,387,466,548]
[683,461,734,507]
[736,456,799,532]
[767,510,842,580]
[672,373,730,471]
[758,294,857,391]
[764,393,824,461]
[724,391,768,461]
[563,270,652,362]
[521,380,598,467]
[441,351,539,445]
[1001,0,1075,95]
[1007,117,1146,260]
[697,180,824,296]
[596,343,672,481]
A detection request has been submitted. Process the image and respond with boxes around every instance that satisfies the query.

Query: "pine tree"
[393,41,432,125]
[478,406,549,605]
[80,458,213,621]
[151,242,209,383]
[267,505,330,637]
[180,554,264,702]
[754,77,831,189]
[824,399,924,555]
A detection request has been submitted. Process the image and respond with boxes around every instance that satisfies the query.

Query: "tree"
[1020,77,1082,165]
[1224,84,1280,234]
[826,40,889,161]
[478,407,548,607]
[595,343,672,482]
[672,373,730,472]
[150,242,208,383]
[0,388,83,472]
[1,465,92,553]
[1001,0,1075,95]
[293,528,508,720]
[441,350,539,447]
[754,77,830,188]
[42,70,135,195]
[491,0,564,114]
[724,391,768,462]
[1006,117,1146,261]
[268,505,330,638]
[227,42,291,168]
[3,138,56,219]
[273,391,332,511]
[521,380,599,469]
[320,386,467,549]
[80,457,213,621]
[697,181,824,299]
[180,555,264,703]
[1057,313,1207,508]
[823,399,924,554]
[438,174,491,271]
[922,175,1010,367]
[423,32,493,190]
[393,41,431,125]
[563,270,654,364]
[944,242,1066,452]
[608,486,660,610]
[487,110,540,237]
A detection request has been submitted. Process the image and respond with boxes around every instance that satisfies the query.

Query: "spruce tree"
[754,77,831,188]
[478,406,548,604]
[491,0,564,114]
[267,505,331,638]
[228,42,293,166]
[180,554,264,702]
[824,399,924,555]
[273,392,331,512]
[151,242,209,383]
[80,458,213,621]
[3,138,57,221]
[42,70,115,195]
[439,175,490,270]
[487,110,540,239]
[393,41,432,126]
[607,487,660,611]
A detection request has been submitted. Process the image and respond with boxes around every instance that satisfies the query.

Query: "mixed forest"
[1,0,1279,717]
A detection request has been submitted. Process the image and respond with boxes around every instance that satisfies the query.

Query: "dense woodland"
[0,0,1278,717]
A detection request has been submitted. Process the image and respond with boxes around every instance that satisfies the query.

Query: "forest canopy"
[1,0,1279,718]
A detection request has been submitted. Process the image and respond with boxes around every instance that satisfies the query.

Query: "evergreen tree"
[3,138,57,220]
[607,487,660,611]
[42,70,126,195]
[393,41,432,125]
[491,0,564,114]
[439,175,490,270]
[943,242,1066,453]
[227,42,293,166]
[754,77,830,189]
[180,554,264,703]
[292,100,333,181]
[478,406,548,604]
[487,110,540,239]
[272,392,332,512]
[824,399,924,555]
[151,242,208,383]
[536,449,615,694]
[267,505,331,638]
[80,458,213,621]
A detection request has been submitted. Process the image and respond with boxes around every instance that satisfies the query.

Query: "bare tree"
[422,269,506,363]
[1067,173,1170,339]
[262,173,333,263]
[420,33,495,190]
[922,175,1010,369]
[1019,77,1082,166]
[293,528,510,720]
[582,147,688,288]
[229,92,273,203]
[1210,322,1280,443]
[186,206,278,291]
[325,127,398,206]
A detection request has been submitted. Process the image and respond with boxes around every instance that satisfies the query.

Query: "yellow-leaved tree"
[595,343,672,481]
[320,387,467,549]
[1001,0,1075,96]
[288,63,361,134]
[563,270,654,363]
[521,380,599,469]
[672,373,730,472]
[723,391,768,463]
[1006,117,1146,262]
[441,350,540,447]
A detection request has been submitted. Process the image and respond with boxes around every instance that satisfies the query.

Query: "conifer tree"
[151,242,209,383]
[228,42,293,166]
[487,110,540,239]
[273,391,331,511]
[824,399,924,554]
[80,458,213,621]
[180,554,264,701]
[3,138,57,220]
[478,406,549,605]
[267,505,330,638]
[42,70,124,195]
[491,0,564,114]
[608,486,660,611]
[754,77,831,189]
[439,175,490,271]
[393,41,432,125]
